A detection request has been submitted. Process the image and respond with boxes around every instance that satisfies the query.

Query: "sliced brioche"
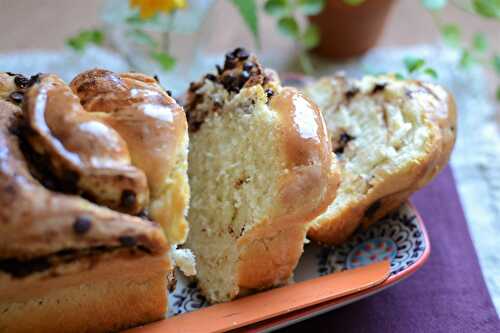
[304,75,456,245]
[184,49,340,303]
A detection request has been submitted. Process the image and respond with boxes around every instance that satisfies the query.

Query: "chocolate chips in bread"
[183,49,340,303]
[0,70,189,333]
[305,75,456,245]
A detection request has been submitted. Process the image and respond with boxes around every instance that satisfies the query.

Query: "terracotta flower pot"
[309,0,395,60]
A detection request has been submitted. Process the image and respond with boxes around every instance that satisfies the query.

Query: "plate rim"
[237,200,431,333]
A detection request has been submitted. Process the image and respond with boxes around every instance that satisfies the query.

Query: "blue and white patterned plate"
[168,202,429,317]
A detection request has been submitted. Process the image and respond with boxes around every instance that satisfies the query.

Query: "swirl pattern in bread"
[0,70,188,332]
[304,75,456,245]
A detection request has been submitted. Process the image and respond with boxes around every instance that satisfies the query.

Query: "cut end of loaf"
[184,49,338,303]
[306,75,456,245]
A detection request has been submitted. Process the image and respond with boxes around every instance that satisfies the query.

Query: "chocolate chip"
[216,65,223,75]
[339,132,355,145]
[333,132,355,155]
[5,72,16,76]
[265,88,274,99]
[222,74,238,92]
[371,83,387,94]
[73,216,92,235]
[224,51,238,70]
[28,73,41,87]
[205,73,217,82]
[9,91,24,104]
[14,75,29,89]
[166,90,172,97]
[345,87,360,100]
[121,190,136,208]
[119,235,137,247]
[154,74,160,83]
[234,48,250,60]
[243,62,254,72]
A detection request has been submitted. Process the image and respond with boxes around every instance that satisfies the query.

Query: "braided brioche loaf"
[304,75,456,245]
[0,70,189,332]
[184,49,340,303]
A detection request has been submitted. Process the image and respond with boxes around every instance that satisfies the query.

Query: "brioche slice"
[183,48,340,303]
[304,75,456,245]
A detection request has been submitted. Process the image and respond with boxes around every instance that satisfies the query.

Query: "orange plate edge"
[128,261,390,333]
[129,202,429,333]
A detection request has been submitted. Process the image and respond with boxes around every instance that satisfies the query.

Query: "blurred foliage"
[264,0,325,73]
[66,30,104,52]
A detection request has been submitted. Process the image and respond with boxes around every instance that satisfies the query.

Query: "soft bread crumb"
[305,75,455,244]
[172,248,197,277]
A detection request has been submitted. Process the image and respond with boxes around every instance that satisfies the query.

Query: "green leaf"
[492,54,500,74]
[126,13,145,24]
[302,24,320,49]
[264,0,288,16]
[230,0,260,47]
[404,56,426,73]
[125,12,160,24]
[343,0,365,5]
[459,49,474,68]
[150,51,176,71]
[473,33,488,52]
[278,16,300,37]
[441,24,461,47]
[421,0,447,11]
[128,29,158,48]
[496,85,500,101]
[66,29,104,52]
[394,73,405,80]
[298,51,314,74]
[298,0,326,15]
[473,0,500,18]
[423,67,439,79]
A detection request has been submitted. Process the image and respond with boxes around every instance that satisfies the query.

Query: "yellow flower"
[130,0,187,19]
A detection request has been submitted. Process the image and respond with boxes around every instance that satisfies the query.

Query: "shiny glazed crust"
[305,76,456,245]
[0,72,173,332]
[69,69,190,245]
[236,87,340,290]
[184,49,340,302]
[0,254,170,333]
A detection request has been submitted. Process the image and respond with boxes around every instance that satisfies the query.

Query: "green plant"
[402,56,439,80]
[66,0,260,72]
[66,30,104,52]
[362,56,438,81]
[423,0,500,100]
[263,0,326,74]
[353,0,500,100]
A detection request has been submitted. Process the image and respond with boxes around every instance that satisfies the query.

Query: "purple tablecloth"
[281,166,500,332]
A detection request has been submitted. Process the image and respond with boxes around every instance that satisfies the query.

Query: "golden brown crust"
[306,76,456,245]
[235,88,340,291]
[23,73,149,215]
[0,71,175,332]
[0,254,170,333]
[69,69,190,244]
[271,87,340,225]
[0,99,168,259]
